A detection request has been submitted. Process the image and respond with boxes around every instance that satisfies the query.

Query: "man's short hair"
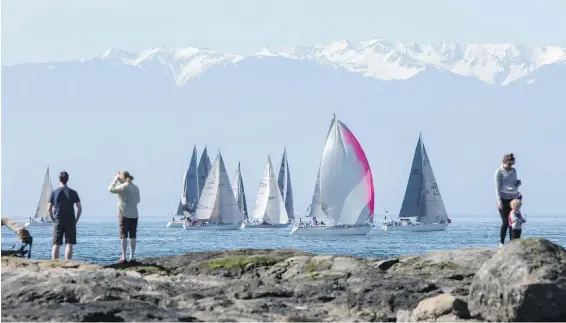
[59,171,69,184]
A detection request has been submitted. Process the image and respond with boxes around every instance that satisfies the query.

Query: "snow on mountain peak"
[95,46,243,84]
[90,39,566,86]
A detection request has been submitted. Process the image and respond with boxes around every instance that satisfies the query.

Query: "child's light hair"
[510,199,522,209]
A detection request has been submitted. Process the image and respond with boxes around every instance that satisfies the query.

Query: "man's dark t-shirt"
[49,186,80,221]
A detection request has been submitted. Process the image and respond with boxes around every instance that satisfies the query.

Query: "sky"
[1,0,565,222]
[2,0,566,65]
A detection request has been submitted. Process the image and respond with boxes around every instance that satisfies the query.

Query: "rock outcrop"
[1,238,564,322]
[468,238,566,322]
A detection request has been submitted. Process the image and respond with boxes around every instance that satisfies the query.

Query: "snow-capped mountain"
[59,39,566,86]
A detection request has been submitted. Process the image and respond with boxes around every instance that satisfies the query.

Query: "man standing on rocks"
[108,171,140,263]
[48,171,82,260]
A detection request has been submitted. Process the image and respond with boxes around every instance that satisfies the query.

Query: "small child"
[508,198,526,240]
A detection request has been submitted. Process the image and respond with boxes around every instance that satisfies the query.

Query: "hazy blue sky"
[2,0,566,65]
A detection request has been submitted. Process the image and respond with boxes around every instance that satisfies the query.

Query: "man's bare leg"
[129,238,136,261]
[52,245,60,260]
[65,244,73,260]
[121,239,127,260]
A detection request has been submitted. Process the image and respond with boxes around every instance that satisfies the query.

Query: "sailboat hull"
[24,222,53,227]
[245,223,290,229]
[290,225,371,236]
[166,221,185,228]
[183,222,245,230]
[381,222,449,232]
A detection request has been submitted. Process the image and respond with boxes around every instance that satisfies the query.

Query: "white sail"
[194,152,244,224]
[307,168,324,218]
[34,167,53,220]
[277,148,295,220]
[251,156,290,225]
[307,118,336,218]
[197,146,212,198]
[316,115,374,225]
[399,134,448,224]
[231,162,249,219]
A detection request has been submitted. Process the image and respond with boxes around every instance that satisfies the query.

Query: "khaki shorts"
[119,215,138,239]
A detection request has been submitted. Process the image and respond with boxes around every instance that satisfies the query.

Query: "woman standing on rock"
[494,153,522,246]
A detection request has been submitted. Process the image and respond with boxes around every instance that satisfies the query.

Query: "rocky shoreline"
[2,238,565,322]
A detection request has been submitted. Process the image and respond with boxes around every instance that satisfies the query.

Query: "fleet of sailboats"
[381,134,451,232]
[27,115,453,240]
[164,117,452,236]
[25,167,54,227]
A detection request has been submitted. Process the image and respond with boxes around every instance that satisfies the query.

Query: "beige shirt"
[108,180,140,219]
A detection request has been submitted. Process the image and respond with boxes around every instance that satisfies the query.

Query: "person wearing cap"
[47,171,82,260]
[108,170,140,262]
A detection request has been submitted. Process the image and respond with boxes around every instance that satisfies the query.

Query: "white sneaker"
[499,243,504,248]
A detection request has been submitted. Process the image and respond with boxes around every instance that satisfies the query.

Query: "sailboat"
[381,134,451,232]
[197,146,212,198]
[167,146,200,228]
[184,151,245,230]
[25,167,54,227]
[277,148,295,222]
[232,162,249,220]
[290,115,374,236]
[247,155,291,228]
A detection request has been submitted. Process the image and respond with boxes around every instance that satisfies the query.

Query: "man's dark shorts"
[52,218,76,245]
[119,216,138,239]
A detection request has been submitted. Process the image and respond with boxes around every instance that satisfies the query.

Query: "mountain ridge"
[4,39,565,86]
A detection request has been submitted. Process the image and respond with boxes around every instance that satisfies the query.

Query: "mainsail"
[307,117,337,218]
[180,146,199,214]
[398,134,448,223]
[398,136,424,219]
[313,115,374,225]
[34,167,53,220]
[307,169,324,218]
[176,200,184,216]
[197,146,212,198]
[194,152,244,224]
[251,155,290,225]
[232,162,249,219]
[277,148,295,220]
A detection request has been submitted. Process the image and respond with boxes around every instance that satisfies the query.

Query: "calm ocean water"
[2,215,564,265]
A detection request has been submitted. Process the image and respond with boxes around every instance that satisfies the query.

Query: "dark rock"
[373,258,400,271]
[0,245,503,322]
[468,238,566,322]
